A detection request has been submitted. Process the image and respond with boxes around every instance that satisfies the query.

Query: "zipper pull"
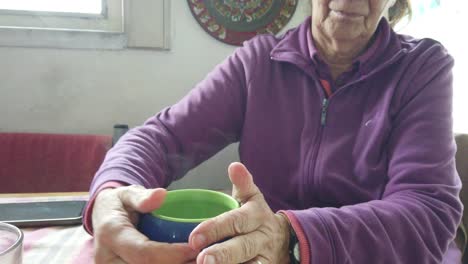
[321,98,329,126]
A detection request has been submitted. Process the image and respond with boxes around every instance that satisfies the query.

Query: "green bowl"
[138,189,239,242]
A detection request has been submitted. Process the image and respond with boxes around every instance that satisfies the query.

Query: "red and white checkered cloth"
[22,225,93,264]
[1,195,94,264]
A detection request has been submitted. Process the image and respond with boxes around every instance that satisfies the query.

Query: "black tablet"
[0,200,87,227]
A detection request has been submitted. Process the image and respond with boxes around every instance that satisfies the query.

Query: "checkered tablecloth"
[1,195,94,264]
[21,225,93,264]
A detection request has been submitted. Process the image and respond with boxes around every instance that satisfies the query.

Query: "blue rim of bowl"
[150,189,240,223]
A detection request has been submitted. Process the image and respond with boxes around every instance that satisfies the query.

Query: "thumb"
[228,162,260,203]
[118,186,167,213]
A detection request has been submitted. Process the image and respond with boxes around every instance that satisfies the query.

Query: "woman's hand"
[189,162,291,264]
[92,185,198,264]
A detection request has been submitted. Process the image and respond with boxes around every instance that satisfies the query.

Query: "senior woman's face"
[311,0,395,41]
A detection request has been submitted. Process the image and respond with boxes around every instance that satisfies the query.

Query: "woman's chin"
[326,27,363,41]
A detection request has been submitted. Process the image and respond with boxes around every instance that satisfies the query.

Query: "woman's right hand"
[92,185,198,264]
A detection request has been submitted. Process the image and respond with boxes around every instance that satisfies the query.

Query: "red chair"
[0,132,111,193]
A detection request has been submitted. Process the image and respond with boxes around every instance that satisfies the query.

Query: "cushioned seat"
[0,132,111,193]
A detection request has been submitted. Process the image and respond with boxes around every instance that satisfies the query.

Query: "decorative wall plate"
[187,0,298,46]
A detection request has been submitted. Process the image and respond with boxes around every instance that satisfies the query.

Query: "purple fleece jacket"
[88,17,462,263]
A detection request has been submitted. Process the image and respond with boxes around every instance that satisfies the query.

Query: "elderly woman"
[85,0,463,263]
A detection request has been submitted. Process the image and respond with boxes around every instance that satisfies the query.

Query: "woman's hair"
[388,0,412,27]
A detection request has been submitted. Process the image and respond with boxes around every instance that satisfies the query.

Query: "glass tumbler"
[0,222,23,264]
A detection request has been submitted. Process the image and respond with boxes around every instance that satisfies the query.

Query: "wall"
[0,1,309,190]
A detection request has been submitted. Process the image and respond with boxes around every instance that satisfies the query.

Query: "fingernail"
[193,234,207,249]
[203,255,216,264]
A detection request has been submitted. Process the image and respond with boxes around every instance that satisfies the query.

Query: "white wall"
[0,0,309,190]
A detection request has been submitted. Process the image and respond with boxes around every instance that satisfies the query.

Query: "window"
[396,0,468,133]
[0,0,170,50]
[0,0,122,32]
[0,0,102,14]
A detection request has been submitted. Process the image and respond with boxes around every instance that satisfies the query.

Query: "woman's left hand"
[188,162,291,264]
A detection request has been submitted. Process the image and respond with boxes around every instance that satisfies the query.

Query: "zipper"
[308,79,363,202]
[308,119,325,205]
[321,98,329,126]
[307,81,349,203]
[273,51,407,206]
[307,86,330,205]
[302,81,328,207]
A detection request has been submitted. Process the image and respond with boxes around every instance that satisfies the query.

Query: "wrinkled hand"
[92,185,198,264]
[189,162,291,264]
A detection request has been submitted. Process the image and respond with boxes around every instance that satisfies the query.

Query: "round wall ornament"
[187,0,298,46]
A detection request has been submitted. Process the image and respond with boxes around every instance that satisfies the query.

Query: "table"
[0,189,233,263]
[0,193,94,264]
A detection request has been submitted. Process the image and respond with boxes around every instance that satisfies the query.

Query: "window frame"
[0,0,171,50]
[0,0,122,32]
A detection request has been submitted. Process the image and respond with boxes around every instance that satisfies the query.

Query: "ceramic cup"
[0,222,23,264]
[138,189,239,243]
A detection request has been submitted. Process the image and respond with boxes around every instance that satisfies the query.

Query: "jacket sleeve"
[88,42,257,197]
[284,44,463,263]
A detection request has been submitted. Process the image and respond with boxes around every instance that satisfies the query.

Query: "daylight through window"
[0,0,102,14]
